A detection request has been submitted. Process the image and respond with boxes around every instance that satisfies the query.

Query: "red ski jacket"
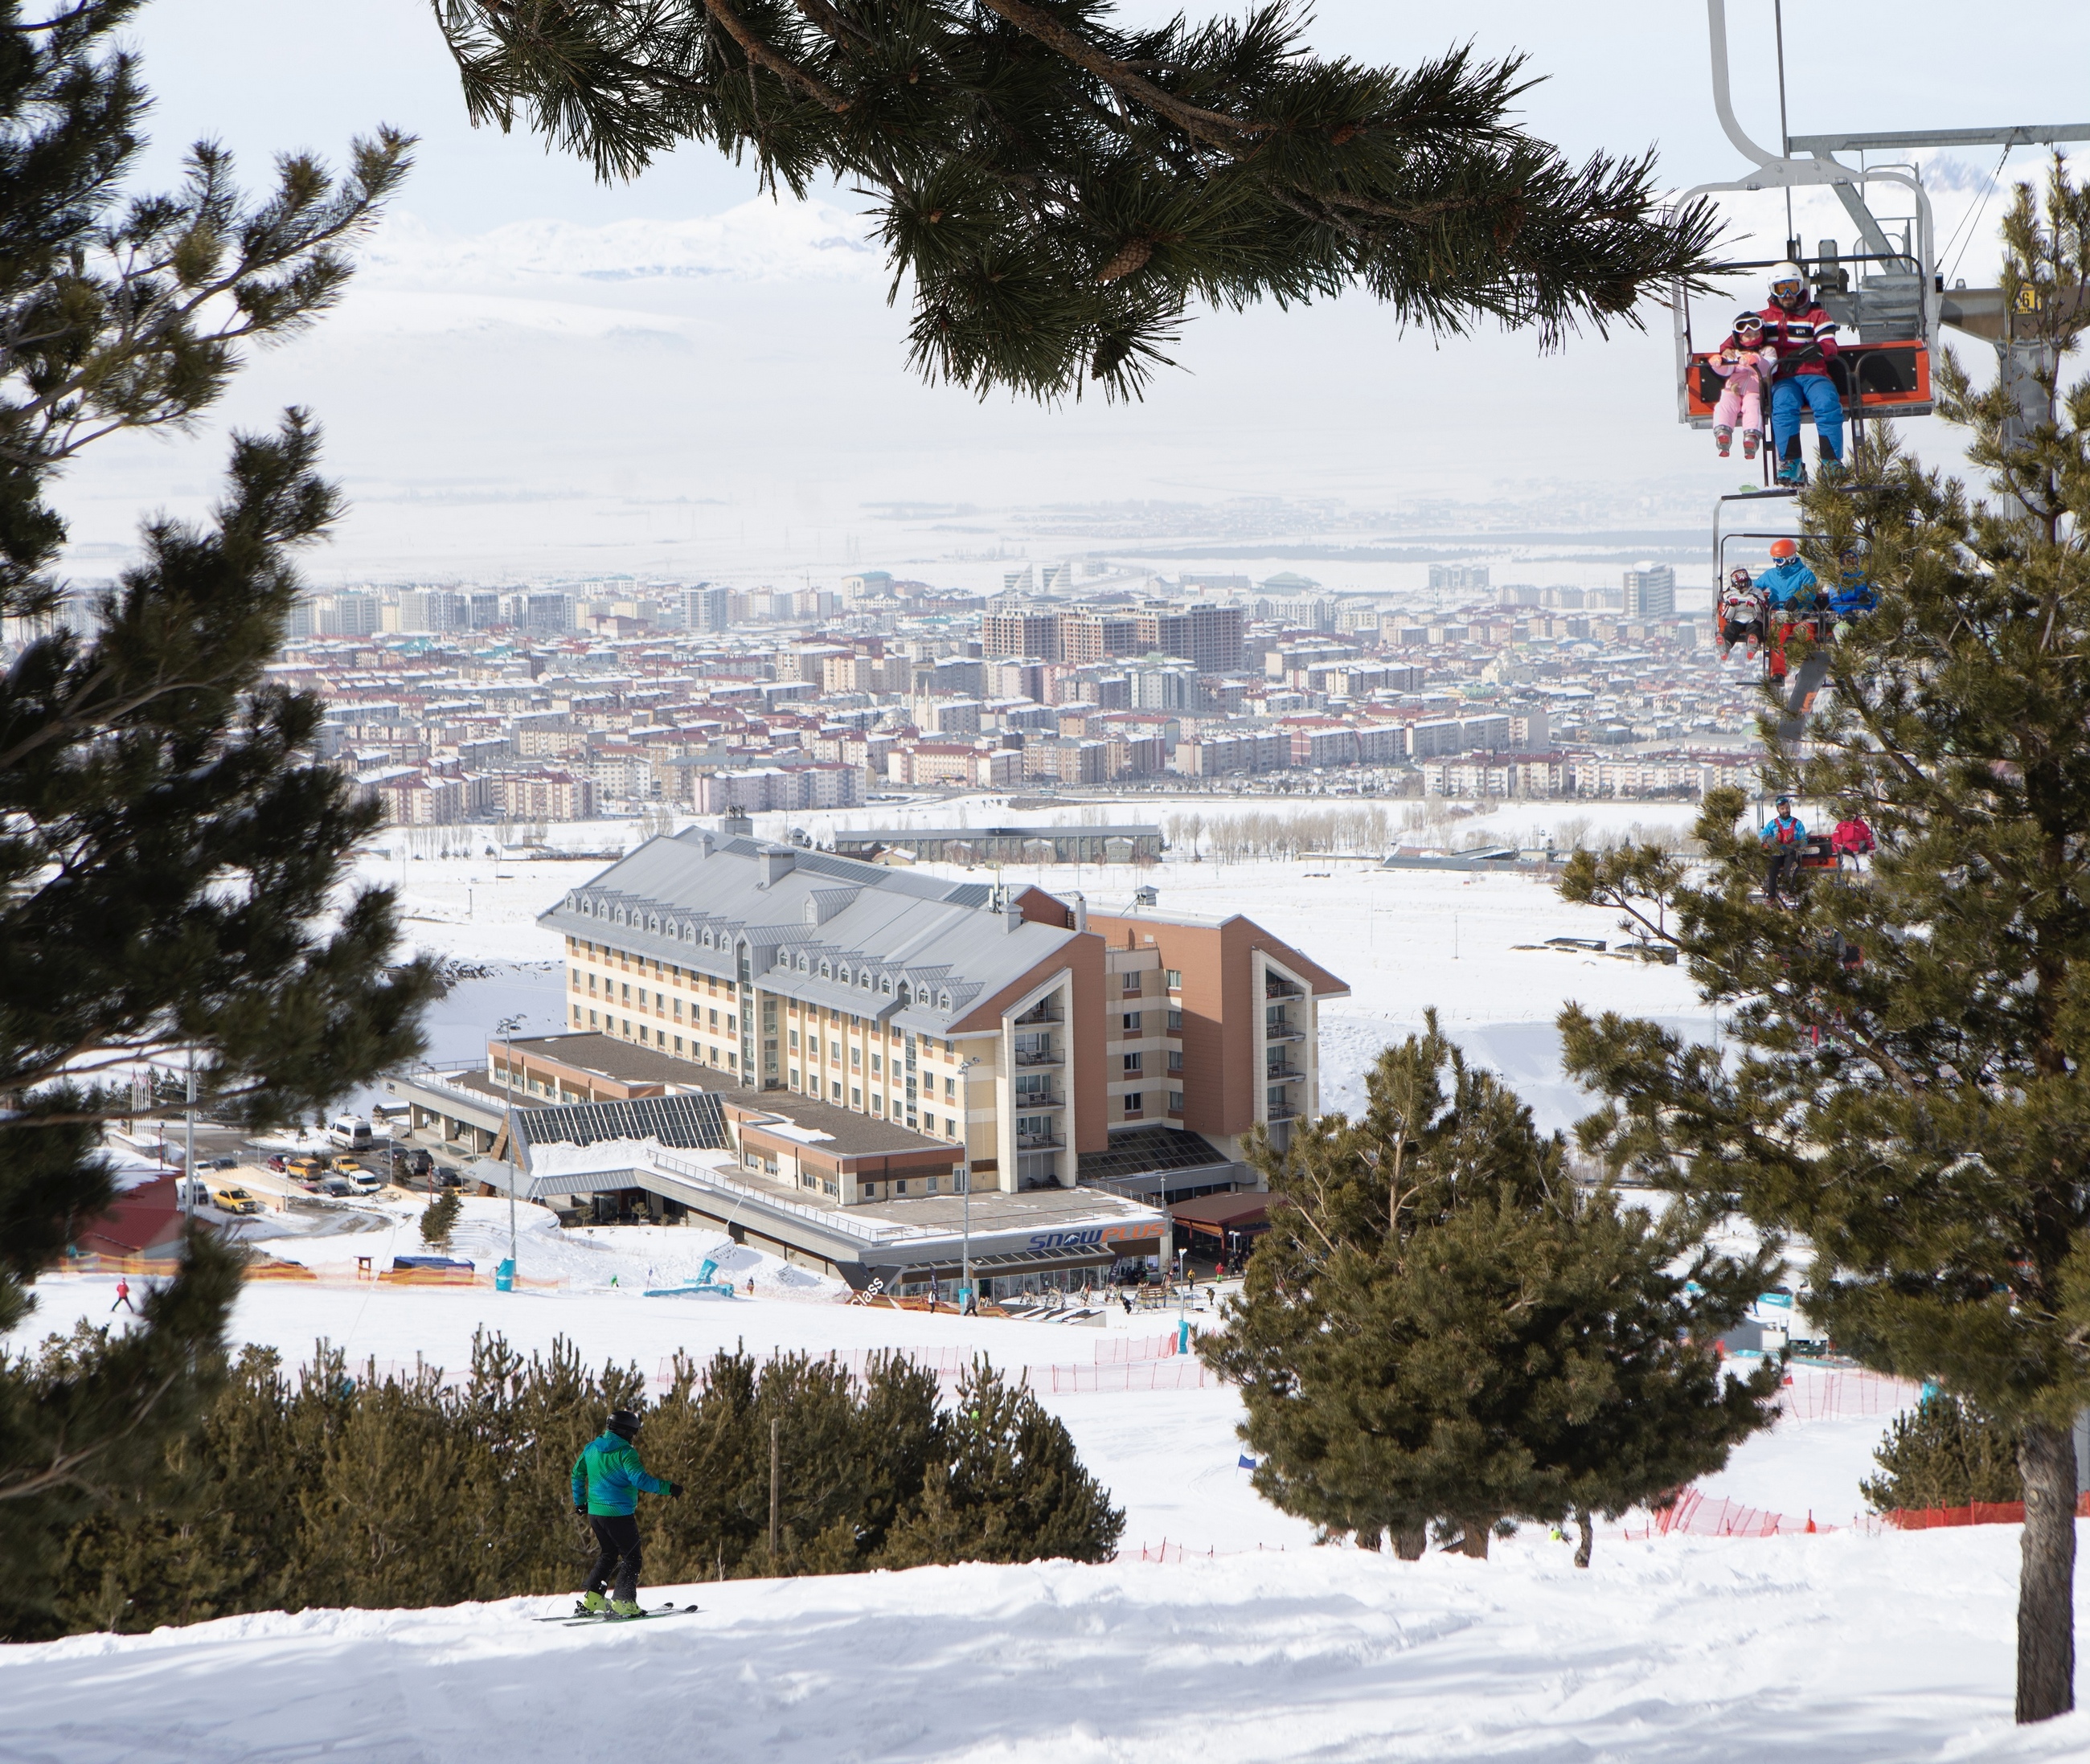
[1735,303,1840,378]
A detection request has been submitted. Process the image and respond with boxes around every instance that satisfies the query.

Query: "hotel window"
[851,1086,862,1109]
[872,1096,884,1115]
[789,1029,799,1052]
[621,982,631,1003]
[570,1005,580,1025]
[1123,1012,1142,1033]
[588,1010,598,1028]
[943,1075,955,1099]
[588,972,597,993]
[1167,1008,1183,1032]
[851,1047,861,1070]
[1123,1092,1144,1116]
[831,1079,842,1101]
[830,1040,842,1064]
[1168,1091,1185,1113]
[1168,1050,1184,1072]
[709,1008,719,1029]
[673,998,682,1019]
[1123,1051,1142,1074]
[1166,969,1182,989]
[789,1068,800,1091]
[870,1053,881,1075]
[674,1036,684,1054]
[1121,972,1142,997]
[727,1015,736,1033]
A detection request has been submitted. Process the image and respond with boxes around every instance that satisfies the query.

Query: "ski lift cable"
[1940,141,2017,288]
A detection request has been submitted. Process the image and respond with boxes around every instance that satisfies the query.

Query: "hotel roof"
[539,831,1081,1038]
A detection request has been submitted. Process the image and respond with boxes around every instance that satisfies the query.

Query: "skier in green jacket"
[571,1408,682,1616]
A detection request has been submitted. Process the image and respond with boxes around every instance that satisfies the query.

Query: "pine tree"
[1862,1394,2023,1514]
[1556,161,2090,1723]
[419,1191,463,1250]
[0,1,429,1638]
[432,0,1721,401]
[1200,1017,1777,1561]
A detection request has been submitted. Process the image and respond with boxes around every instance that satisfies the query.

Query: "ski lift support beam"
[1675,2,1941,421]
[1788,126,2090,154]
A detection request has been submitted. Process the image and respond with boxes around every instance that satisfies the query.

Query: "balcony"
[1015,1131,1065,1151]
[1014,1002,1063,1026]
[1263,1104,1302,1123]
[1264,976,1304,1000]
[1011,1089,1065,1110]
[1264,1063,1303,1083]
[1013,1042,1062,1066]
[1263,1021,1305,1043]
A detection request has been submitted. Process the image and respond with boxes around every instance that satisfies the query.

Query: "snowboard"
[534,1602,702,1625]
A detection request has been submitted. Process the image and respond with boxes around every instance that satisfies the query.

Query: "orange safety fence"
[1773,1368,1926,1422]
[1883,1494,2090,1530]
[647,1348,1215,1394]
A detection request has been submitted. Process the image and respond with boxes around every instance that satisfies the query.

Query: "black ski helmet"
[605,1409,643,1439]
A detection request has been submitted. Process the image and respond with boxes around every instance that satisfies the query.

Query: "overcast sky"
[51,0,2090,588]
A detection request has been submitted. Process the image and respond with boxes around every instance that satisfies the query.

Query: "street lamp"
[496,1012,528,1288]
[955,1055,981,1312]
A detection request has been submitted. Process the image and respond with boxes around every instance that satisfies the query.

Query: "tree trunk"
[2015,1420,2077,1724]
[1574,1510,1594,1570]
[1394,1525,1427,1561]
[1458,1523,1490,1560]
[1355,1526,1382,1552]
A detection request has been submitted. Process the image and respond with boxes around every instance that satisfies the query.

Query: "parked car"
[202,1156,240,1172]
[433,1165,462,1189]
[348,1169,383,1193]
[316,1177,355,1197]
[211,1187,261,1215]
[403,1148,433,1179]
[327,1114,373,1150]
[286,1154,326,1181]
[265,1154,288,1173]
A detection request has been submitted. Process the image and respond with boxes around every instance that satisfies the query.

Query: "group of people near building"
[1718,539,1876,666]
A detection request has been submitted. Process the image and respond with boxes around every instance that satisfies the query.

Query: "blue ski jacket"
[1760,813,1806,849]
[572,1430,669,1516]
[1827,570,1877,618]
[1757,558,1818,609]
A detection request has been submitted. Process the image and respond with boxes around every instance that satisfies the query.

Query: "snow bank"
[6,1529,2083,1762]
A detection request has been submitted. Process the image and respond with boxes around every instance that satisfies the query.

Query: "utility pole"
[182,1046,196,1215]
[768,1415,781,1559]
[956,1056,980,1312]
[496,1013,527,1288]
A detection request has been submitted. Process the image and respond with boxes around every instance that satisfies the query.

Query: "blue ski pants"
[1772,373,1844,463]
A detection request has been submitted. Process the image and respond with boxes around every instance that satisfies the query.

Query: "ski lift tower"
[1675,0,2090,444]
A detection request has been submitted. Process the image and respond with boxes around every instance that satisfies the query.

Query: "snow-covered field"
[6,1492,2085,1762]
[12,801,2076,1758]
[12,1250,2084,1757]
[361,796,1715,1132]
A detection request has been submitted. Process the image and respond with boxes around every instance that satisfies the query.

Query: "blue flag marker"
[1238,1454,1257,1470]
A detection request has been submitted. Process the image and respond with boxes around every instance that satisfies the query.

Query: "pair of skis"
[533,1601,701,1627]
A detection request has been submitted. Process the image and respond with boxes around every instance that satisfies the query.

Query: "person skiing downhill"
[571,1408,682,1616]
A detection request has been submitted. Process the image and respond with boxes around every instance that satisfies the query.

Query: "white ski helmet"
[1769,261,1808,304]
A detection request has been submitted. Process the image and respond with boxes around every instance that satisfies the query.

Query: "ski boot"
[580,1590,609,1614]
[609,1598,644,1619]
[1742,429,1761,460]
[1714,426,1733,459]
[1776,452,1809,488]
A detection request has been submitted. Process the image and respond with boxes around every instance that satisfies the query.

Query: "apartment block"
[1088,909,1348,1156]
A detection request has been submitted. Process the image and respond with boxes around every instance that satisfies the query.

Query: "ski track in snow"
[5,1531,2086,1762]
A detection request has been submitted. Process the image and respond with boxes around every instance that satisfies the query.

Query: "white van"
[328,1115,373,1150]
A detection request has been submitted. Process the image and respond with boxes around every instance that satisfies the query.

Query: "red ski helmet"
[1770,538,1799,559]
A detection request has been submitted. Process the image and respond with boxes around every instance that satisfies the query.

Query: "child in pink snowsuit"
[1709,313,1776,460]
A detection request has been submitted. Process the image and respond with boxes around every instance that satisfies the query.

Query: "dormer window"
[939,990,952,1010]
[838,965,851,985]
[880,976,894,995]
